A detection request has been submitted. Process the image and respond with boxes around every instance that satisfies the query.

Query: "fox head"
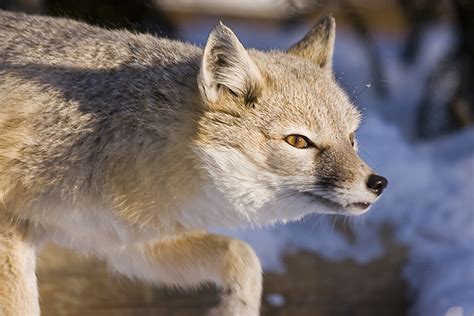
[191,17,387,226]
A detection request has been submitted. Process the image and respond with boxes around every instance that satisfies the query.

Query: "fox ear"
[198,22,264,105]
[288,16,335,73]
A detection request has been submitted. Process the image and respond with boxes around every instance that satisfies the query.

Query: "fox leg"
[105,232,262,316]
[0,219,39,316]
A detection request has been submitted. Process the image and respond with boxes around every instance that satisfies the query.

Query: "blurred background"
[1,0,473,315]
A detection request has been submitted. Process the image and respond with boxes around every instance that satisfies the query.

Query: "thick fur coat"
[0,10,386,315]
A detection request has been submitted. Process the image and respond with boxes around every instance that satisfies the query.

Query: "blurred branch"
[406,0,474,138]
[397,0,441,64]
[0,0,179,38]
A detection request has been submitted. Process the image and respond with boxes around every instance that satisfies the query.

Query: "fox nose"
[366,174,388,196]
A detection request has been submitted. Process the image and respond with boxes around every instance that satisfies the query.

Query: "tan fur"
[0,216,39,316]
[0,11,386,315]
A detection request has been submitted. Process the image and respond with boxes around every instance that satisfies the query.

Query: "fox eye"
[349,132,355,147]
[285,135,311,149]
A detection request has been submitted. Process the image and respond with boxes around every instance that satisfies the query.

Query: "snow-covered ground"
[182,20,474,316]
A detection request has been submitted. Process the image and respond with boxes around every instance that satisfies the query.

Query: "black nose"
[366,174,388,195]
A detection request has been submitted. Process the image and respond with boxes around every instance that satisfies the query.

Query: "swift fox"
[0,10,387,316]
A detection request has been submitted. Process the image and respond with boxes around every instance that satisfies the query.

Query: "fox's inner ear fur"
[288,16,336,73]
[198,22,264,105]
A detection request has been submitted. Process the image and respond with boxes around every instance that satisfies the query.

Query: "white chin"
[341,204,372,215]
[309,199,372,216]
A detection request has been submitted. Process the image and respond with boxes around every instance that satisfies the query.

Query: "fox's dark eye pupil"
[296,137,303,146]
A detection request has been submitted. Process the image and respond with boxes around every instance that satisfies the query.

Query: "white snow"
[182,21,474,316]
[264,293,286,308]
